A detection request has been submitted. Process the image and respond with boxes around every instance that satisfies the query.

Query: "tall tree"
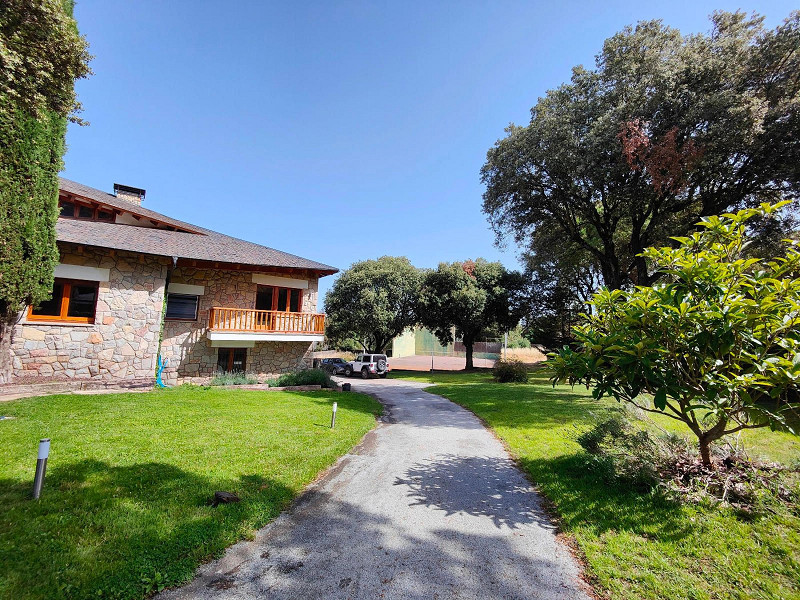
[520,228,600,349]
[419,259,524,370]
[0,0,91,383]
[482,11,800,293]
[324,256,422,353]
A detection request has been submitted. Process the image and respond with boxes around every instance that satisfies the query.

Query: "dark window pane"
[31,282,64,316]
[277,288,288,311]
[77,205,93,219]
[165,293,198,320]
[67,284,98,318]
[232,348,247,371]
[289,289,301,312]
[97,210,113,221]
[60,202,75,217]
[217,348,247,373]
[217,349,229,372]
[256,286,274,310]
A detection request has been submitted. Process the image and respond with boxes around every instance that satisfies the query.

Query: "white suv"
[345,354,389,379]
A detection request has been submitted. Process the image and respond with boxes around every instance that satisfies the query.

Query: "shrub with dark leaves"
[492,359,528,383]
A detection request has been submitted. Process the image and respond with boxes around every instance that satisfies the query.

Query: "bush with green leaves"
[506,326,531,349]
[551,203,800,467]
[492,359,528,383]
[268,368,334,389]
[575,413,661,491]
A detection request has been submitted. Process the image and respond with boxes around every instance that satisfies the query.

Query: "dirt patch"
[206,577,236,590]
[389,355,495,371]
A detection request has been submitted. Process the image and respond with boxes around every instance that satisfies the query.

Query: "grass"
[388,368,494,384]
[0,386,381,600]
[390,368,800,599]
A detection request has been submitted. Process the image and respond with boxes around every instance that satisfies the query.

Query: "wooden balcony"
[209,307,325,335]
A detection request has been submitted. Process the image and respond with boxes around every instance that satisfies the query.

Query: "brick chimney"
[113,183,146,206]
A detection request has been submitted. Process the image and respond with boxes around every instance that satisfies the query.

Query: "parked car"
[319,357,350,375]
[345,354,389,378]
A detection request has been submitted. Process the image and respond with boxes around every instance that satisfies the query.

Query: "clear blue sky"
[64,0,796,302]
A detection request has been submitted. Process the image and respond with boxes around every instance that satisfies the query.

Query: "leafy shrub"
[506,326,532,348]
[575,413,660,490]
[268,368,334,389]
[551,203,800,467]
[576,414,628,454]
[492,359,528,383]
[209,371,258,386]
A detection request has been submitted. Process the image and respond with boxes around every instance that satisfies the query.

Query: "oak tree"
[419,259,524,370]
[324,256,422,353]
[482,11,800,293]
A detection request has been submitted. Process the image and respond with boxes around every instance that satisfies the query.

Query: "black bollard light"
[32,438,50,500]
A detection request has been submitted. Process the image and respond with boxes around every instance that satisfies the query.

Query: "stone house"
[11,178,336,385]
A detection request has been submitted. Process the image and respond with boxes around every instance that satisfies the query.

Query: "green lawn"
[0,386,381,600]
[391,369,800,600]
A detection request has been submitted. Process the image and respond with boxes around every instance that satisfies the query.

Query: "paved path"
[158,379,590,600]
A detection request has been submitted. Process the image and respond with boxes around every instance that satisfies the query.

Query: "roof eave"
[56,239,337,277]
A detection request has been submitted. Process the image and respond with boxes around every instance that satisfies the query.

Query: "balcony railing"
[208,307,325,334]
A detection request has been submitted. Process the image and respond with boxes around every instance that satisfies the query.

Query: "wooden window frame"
[165,293,199,321]
[217,348,247,373]
[59,198,115,222]
[27,278,99,324]
[255,285,304,313]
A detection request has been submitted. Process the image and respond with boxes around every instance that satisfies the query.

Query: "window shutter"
[165,294,199,320]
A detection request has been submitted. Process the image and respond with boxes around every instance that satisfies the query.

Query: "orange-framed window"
[255,285,303,312]
[28,278,99,324]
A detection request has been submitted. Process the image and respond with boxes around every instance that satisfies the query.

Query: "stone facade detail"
[11,246,322,386]
[159,267,319,385]
[11,245,168,381]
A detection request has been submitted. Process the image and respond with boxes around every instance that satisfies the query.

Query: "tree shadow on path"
[395,453,553,530]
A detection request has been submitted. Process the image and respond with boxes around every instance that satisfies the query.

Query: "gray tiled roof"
[59,178,204,234]
[57,178,337,275]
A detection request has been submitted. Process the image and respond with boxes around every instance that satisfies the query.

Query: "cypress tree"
[0,0,90,382]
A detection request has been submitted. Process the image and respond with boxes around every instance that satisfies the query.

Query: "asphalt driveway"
[157,378,590,600]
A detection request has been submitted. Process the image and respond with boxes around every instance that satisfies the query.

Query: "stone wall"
[159,267,319,384]
[249,341,314,376]
[11,252,321,385]
[11,244,168,381]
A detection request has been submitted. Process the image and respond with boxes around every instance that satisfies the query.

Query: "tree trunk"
[599,254,624,291]
[465,340,474,370]
[699,437,713,468]
[0,318,14,384]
